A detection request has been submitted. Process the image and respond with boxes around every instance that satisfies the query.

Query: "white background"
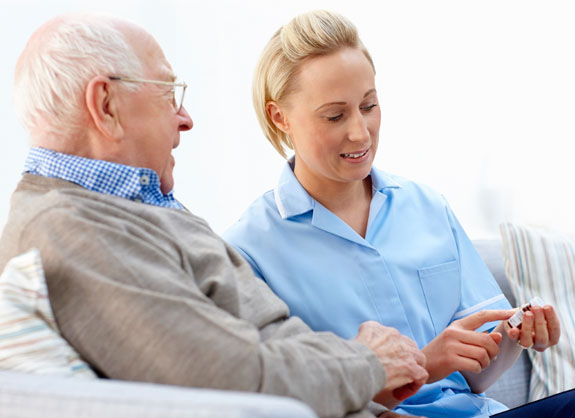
[1,0,574,237]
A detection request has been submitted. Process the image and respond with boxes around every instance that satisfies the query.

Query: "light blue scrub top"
[224,161,512,418]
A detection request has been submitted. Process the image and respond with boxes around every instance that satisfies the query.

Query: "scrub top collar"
[274,157,402,221]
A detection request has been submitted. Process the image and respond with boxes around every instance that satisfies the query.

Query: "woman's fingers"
[459,330,501,361]
[532,306,549,349]
[509,304,561,351]
[518,311,535,348]
[452,353,486,374]
[456,310,514,331]
[444,328,500,369]
[544,305,561,347]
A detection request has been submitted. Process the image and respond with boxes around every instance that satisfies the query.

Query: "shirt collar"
[274,157,401,219]
[23,147,183,210]
[370,165,402,192]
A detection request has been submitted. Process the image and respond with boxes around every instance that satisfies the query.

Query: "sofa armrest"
[0,371,318,418]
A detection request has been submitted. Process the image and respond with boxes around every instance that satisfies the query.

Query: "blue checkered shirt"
[24,147,183,210]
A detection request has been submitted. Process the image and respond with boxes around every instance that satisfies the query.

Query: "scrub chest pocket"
[417,260,461,336]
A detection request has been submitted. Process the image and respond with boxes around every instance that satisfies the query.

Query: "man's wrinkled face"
[118,25,193,194]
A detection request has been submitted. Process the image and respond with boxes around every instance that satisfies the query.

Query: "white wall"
[1,0,574,238]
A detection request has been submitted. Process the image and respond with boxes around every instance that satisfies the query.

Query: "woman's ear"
[266,101,290,134]
[85,76,124,140]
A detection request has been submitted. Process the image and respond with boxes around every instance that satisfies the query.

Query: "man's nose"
[178,106,193,131]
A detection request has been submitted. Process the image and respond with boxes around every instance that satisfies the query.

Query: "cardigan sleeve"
[16,203,385,418]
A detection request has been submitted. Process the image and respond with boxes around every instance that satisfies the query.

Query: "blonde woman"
[224,10,568,418]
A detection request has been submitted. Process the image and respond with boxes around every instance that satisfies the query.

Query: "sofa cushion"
[0,249,95,377]
[500,223,575,402]
[0,370,317,418]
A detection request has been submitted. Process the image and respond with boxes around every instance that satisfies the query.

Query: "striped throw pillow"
[500,223,575,402]
[0,248,96,377]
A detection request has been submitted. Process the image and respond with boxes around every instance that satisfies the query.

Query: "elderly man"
[0,14,428,418]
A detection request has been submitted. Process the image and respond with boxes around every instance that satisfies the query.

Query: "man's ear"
[266,101,290,135]
[85,76,124,140]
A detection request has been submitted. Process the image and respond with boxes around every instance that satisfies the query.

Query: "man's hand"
[354,321,428,409]
[507,304,560,351]
[421,310,514,383]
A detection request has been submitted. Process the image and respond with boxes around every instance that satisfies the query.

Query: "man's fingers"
[393,380,424,401]
[413,347,427,368]
[392,384,417,401]
[395,335,428,379]
[456,309,515,331]
[413,363,429,383]
[400,345,429,383]
[355,321,428,392]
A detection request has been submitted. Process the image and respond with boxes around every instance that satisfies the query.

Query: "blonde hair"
[253,10,374,158]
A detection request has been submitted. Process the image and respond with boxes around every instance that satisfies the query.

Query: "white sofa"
[0,239,527,417]
[0,370,317,418]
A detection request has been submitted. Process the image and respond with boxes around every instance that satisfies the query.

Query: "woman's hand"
[422,310,514,383]
[506,304,560,351]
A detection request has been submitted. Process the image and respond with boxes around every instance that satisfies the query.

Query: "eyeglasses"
[109,76,187,113]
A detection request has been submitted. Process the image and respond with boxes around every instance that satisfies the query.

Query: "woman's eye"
[361,104,378,112]
[327,114,343,122]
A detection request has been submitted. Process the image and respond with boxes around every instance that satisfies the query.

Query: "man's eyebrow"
[314,88,377,112]
[160,69,177,82]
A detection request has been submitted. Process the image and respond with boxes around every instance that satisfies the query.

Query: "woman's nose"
[348,112,369,143]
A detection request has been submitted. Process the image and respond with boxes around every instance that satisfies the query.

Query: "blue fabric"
[224,161,512,418]
[23,147,183,210]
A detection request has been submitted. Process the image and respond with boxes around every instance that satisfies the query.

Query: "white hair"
[14,15,144,141]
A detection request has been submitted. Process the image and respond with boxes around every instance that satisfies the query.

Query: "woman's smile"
[340,147,370,162]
